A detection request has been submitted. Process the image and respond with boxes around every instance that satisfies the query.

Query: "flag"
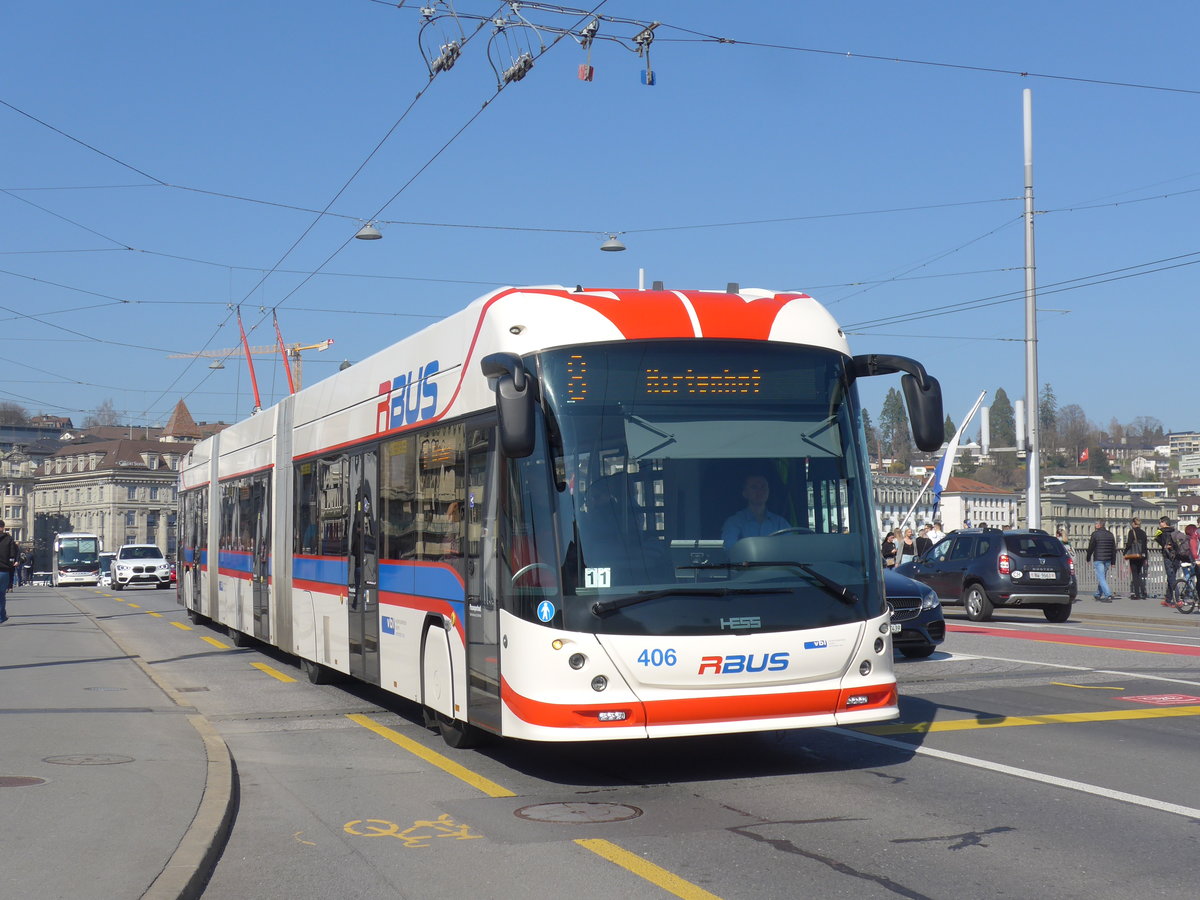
[932,390,987,515]
[1079,448,1089,463]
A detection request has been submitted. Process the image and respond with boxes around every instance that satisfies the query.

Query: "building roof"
[162,399,202,440]
[944,477,1015,495]
[40,438,193,476]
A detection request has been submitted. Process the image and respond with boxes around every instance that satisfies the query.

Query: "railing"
[1073,553,1178,599]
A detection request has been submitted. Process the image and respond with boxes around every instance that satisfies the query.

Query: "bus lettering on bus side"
[377,359,440,431]
[697,653,789,675]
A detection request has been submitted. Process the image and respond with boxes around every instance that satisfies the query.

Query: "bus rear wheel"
[301,658,336,685]
[436,713,485,749]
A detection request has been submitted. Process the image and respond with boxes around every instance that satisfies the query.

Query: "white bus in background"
[51,533,103,586]
[179,284,943,747]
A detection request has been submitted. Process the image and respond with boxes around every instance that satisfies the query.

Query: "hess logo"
[697,652,790,675]
[377,360,440,431]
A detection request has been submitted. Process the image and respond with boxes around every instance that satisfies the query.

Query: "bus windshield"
[58,537,100,566]
[500,340,882,637]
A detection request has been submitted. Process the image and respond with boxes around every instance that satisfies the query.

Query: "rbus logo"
[697,653,790,675]
[377,360,440,432]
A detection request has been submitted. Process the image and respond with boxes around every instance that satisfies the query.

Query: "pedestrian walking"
[1123,517,1149,600]
[1153,516,1193,606]
[0,521,20,624]
[1085,519,1117,602]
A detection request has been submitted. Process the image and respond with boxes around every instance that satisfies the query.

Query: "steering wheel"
[511,562,554,584]
[770,526,813,536]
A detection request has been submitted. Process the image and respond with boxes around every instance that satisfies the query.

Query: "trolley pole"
[1023,89,1041,529]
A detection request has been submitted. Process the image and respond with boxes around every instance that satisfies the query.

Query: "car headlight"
[920,588,941,610]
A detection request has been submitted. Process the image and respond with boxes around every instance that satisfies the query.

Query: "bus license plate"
[890,623,901,633]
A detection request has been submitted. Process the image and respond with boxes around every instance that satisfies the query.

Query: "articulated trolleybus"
[179,285,942,747]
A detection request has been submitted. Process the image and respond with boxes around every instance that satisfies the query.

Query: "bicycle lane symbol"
[344,814,485,849]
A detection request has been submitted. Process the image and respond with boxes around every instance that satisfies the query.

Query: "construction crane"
[170,338,333,389]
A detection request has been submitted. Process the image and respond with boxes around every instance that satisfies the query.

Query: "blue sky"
[3,1,1197,436]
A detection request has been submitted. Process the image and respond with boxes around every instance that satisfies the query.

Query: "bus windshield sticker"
[584,567,612,588]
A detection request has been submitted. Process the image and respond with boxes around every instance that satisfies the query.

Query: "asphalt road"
[16,587,1200,899]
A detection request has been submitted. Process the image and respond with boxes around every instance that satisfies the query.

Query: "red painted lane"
[947,623,1200,657]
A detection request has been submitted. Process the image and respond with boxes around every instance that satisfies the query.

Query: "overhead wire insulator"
[633,21,660,86]
[431,40,461,73]
[502,52,534,84]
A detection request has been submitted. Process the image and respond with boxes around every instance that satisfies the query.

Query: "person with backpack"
[1085,519,1117,602]
[1153,516,1193,607]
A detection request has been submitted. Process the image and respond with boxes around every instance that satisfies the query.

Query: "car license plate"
[1029,571,1055,579]
[890,623,901,633]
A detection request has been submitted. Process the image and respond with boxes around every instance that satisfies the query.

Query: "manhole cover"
[0,776,46,788]
[43,755,135,766]
[514,802,643,824]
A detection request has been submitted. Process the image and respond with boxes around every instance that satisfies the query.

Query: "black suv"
[897,528,1076,622]
[884,568,946,659]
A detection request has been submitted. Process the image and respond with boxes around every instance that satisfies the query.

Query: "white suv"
[112,544,172,590]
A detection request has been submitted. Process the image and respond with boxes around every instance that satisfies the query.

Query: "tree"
[944,415,956,442]
[1038,382,1057,447]
[1058,404,1094,463]
[0,402,29,426]
[879,388,912,468]
[83,399,120,428]
[1127,416,1164,444]
[861,409,880,465]
[990,388,1016,449]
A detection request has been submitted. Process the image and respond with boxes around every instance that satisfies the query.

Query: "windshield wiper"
[591,586,789,617]
[678,561,859,606]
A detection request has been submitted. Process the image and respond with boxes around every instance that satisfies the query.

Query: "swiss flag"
[1079,448,1089,463]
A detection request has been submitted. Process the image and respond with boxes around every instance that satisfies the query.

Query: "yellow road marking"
[200,636,229,648]
[147,611,163,618]
[858,704,1200,735]
[170,621,192,631]
[252,662,297,683]
[575,839,724,900]
[127,603,140,609]
[1051,682,1123,690]
[345,714,515,798]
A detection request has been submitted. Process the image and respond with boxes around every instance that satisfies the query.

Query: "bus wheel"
[437,713,485,749]
[301,658,335,685]
[229,628,253,648]
[187,608,203,625]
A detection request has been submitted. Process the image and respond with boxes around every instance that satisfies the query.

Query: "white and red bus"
[178,285,942,746]
[51,532,103,586]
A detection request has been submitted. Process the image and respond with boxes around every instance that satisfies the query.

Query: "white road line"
[834,727,1200,821]
[963,653,1200,688]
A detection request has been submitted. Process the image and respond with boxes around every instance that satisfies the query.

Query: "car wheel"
[113,582,124,591]
[1042,605,1071,623]
[899,644,936,659]
[962,584,994,621]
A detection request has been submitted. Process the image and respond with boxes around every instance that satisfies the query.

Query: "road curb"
[142,715,238,900]
[68,592,238,900]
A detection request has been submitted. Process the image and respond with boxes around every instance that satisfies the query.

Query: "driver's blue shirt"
[721,508,791,549]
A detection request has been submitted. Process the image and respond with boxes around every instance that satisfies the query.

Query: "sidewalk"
[0,586,234,900]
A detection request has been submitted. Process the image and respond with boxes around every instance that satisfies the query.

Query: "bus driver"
[721,474,790,549]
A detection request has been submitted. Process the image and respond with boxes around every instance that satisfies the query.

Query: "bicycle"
[1174,563,1197,614]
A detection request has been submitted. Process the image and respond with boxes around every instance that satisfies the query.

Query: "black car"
[884,568,945,659]
[897,527,1076,622]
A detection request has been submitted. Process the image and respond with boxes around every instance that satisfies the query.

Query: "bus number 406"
[637,649,678,667]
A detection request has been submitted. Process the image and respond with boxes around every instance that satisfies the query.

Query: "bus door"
[464,423,501,733]
[347,450,380,685]
[252,477,271,640]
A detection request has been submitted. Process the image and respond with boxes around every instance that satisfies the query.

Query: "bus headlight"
[859,660,872,676]
[568,653,587,670]
[590,675,608,692]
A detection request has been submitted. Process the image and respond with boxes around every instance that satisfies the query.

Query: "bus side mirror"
[481,352,535,458]
[852,353,944,452]
[901,372,944,452]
